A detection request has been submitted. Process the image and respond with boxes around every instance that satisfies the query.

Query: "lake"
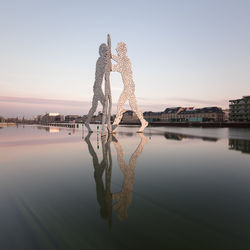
[0,124,250,250]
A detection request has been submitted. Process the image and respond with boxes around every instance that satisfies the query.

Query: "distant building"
[121,111,139,123]
[0,116,4,122]
[144,107,194,122]
[229,96,250,122]
[144,106,225,122]
[36,114,45,123]
[38,113,64,123]
[143,111,163,122]
[178,107,224,122]
[65,115,80,123]
[48,113,60,116]
[5,117,19,123]
[162,107,194,121]
[223,109,229,122]
[91,112,103,123]
[76,115,87,123]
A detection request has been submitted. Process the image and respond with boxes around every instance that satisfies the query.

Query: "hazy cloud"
[0,95,228,118]
[0,96,165,118]
[167,97,228,108]
[0,96,89,107]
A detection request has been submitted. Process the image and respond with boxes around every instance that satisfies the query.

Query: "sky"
[0,0,250,118]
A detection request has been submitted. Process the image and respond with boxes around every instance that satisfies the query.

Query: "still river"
[0,125,250,250]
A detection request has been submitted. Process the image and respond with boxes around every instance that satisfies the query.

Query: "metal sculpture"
[85,44,107,133]
[111,42,148,133]
[85,35,148,134]
[101,34,112,136]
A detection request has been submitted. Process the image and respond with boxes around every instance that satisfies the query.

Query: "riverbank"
[120,121,250,128]
[0,123,16,127]
[18,122,250,129]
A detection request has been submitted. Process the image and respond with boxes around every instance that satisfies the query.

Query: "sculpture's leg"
[101,93,108,137]
[97,90,106,136]
[105,34,112,135]
[112,92,127,133]
[85,96,99,133]
[99,90,105,107]
[106,94,112,133]
[129,94,148,133]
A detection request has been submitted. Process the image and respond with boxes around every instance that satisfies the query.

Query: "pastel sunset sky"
[1,0,249,118]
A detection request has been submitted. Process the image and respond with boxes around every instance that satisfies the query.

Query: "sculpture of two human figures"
[85,35,148,134]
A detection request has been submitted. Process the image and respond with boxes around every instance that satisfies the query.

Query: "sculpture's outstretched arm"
[112,54,119,62]
[112,63,121,72]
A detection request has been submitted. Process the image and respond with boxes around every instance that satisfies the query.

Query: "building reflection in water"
[85,132,148,228]
[49,127,60,133]
[228,138,250,154]
[163,131,218,142]
[36,126,60,133]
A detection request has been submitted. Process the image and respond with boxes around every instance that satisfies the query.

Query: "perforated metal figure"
[111,42,148,133]
[85,44,107,132]
[101,34,112,136]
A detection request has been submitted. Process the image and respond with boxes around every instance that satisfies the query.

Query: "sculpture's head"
[99,43,107,57]
[116,42,127,57]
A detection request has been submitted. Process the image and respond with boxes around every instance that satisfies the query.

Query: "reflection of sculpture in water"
[85,132,148,227]
[111,42,148,133]
[85,133,113,229]
[85,44,108,133]
[112,133,148,220]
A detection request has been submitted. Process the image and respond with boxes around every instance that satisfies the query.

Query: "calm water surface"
[0,125,250,250]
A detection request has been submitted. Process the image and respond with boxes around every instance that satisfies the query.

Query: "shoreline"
[3,122,250,129]
[0,123,16,127]
[119,121,250,128]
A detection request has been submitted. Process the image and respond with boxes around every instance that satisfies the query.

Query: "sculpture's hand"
[112,63,121,72]
[112,54,119,62]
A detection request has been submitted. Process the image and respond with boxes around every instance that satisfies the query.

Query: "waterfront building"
[162,107,194,121]
[144,106,225,122]
[223,109,229,122]
[178,107,224,122]
[161,107,182,121]
[65,115,80,122]
[36,114,45,123]
[229,96,250,122]
[76,115,88,123]
[38,113,64,123]
[5,117,19,123]
[90,112,103,123]
[143,111,163,122]
[121,110,139,123]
